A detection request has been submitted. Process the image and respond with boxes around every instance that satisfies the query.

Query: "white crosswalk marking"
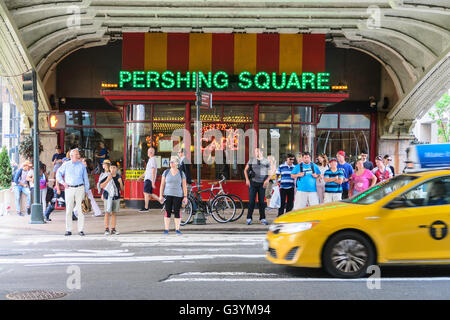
[0,233,267,267]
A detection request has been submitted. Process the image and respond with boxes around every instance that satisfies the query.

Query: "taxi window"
[344,175,417,205]
[399,176,450,207]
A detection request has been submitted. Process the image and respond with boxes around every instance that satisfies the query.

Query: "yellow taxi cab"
[265,169,450,278]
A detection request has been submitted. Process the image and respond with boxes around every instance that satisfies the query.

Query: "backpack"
[300,163,316,174]
[163,169,184,190]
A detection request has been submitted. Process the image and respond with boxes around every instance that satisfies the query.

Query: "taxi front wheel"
[322,231,376,278]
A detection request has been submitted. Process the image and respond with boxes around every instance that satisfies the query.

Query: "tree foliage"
[428,93,450,143]
[0,146,12,189]
[19,135,43,160]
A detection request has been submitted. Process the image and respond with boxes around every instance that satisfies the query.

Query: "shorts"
[104,199,120,213]
[144,179,154,194]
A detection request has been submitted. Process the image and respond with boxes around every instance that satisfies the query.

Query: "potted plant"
[19,135,43,161]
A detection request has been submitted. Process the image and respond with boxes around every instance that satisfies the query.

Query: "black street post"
[23,69,45,224]
[193,73,206,224]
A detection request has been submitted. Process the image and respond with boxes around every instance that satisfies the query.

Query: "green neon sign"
[118,70,332,91]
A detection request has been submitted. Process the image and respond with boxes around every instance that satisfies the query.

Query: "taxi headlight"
[269,222,319,234]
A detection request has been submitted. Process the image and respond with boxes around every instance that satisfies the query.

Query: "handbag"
[81,195,92,214]
[269,185,281,209]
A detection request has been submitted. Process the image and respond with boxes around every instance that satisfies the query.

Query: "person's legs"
[143,193,150,209]
[14,186,23,214]
[40,188,47,218]
[246,184,257,220]
[257,185,266,220]
[22,187,31,212]
[278,188,287,216]
[45,203,54,220]
[297,192,308,209]
[73,187,85,233]
[65,188,76,232]
[286,188,294,212]
[317,183,325,204]
[164,196,174,231]
[172,197,183,231]
[308,192,319,207]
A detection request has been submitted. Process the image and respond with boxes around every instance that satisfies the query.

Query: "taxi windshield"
[343,175,418,205]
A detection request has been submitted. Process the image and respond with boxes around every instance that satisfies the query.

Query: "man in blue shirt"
[323,158,344,203]
[276,154,295,216]
[57,148,90,236]
[291,152,320,210]
[336,151,354,199]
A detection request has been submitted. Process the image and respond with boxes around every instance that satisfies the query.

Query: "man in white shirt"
[138,147,159,212]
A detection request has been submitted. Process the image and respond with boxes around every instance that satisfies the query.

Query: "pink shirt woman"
[351,160,377,196]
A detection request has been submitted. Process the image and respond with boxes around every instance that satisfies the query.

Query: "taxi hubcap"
[331,239,368,273]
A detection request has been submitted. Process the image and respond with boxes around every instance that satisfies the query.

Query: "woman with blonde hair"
[159,156,188,235]
[316,154,329,203]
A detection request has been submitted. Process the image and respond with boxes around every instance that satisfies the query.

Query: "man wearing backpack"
[291,152,321,210]
[244,148,270,225]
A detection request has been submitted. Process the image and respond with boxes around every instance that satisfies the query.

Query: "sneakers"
[111,229,120,235]
[246,219,252,225]
[17,212,24,217]
[261,219,269,225]
[65,231,72,236]
[79,231,85,236]
[45,218,51,222]
[139,208,149,213]
[104,228,110,235]
[175,230,182,236]
[163,230,169,235]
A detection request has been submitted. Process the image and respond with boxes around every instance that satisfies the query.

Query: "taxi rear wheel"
[322,231,376,278]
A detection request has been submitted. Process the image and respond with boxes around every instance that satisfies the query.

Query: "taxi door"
[379,176,450,262]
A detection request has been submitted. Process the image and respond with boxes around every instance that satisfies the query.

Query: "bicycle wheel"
[211,194,236,223]
[228,194,245,222]
[180,198,193,226]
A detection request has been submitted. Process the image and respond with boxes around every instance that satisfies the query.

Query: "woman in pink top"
[350,159,377,196]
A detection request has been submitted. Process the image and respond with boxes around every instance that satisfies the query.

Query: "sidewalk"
[0,201,277,235]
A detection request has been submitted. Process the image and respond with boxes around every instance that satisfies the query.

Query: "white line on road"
[164,277,450,282]
[0,254,266,265]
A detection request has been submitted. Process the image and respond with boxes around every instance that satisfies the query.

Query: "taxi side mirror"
[385,198,408,209]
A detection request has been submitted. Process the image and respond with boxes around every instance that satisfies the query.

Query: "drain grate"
[6,290,67,300]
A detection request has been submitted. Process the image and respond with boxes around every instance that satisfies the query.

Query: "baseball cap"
[329,158,338,163]
[337,151,346,157]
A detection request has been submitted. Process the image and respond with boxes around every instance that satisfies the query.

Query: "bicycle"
[208,175,245,222]
[177,178,239,224]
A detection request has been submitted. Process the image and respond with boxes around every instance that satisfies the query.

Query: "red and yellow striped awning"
[122,33,325,75]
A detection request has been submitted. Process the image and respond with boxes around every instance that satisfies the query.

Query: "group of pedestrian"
[243,149,396,224]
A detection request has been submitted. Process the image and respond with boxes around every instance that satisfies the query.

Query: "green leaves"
[428,93,449,143]
[19,135,43,161]
[0,147,12,189]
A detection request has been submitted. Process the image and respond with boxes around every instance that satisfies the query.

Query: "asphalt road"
[0,230,449,300]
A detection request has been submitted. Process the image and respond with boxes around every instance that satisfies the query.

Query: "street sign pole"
[193,74,206,225]
[28,69,45,224]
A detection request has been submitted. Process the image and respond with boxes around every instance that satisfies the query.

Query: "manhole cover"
[6,290,67,300]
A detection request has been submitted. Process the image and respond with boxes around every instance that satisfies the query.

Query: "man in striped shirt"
[276,154,296,216]
[323,158,344,203]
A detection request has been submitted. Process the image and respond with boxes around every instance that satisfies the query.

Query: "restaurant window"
[191,121,252,181]
[259,105,291,122]
[64,110,124,171]
[293,106,313,122]
[126,104,186,178]
[65,127,124,166]
[65,111,94,126]
[191,104,221,122]
[259,105,316,163]
[223,105,253,123]
[153,104,185,122]
[317,113,371,164]
[340,114,370,129]
[96,111,123,126]
[126,104,152,121]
